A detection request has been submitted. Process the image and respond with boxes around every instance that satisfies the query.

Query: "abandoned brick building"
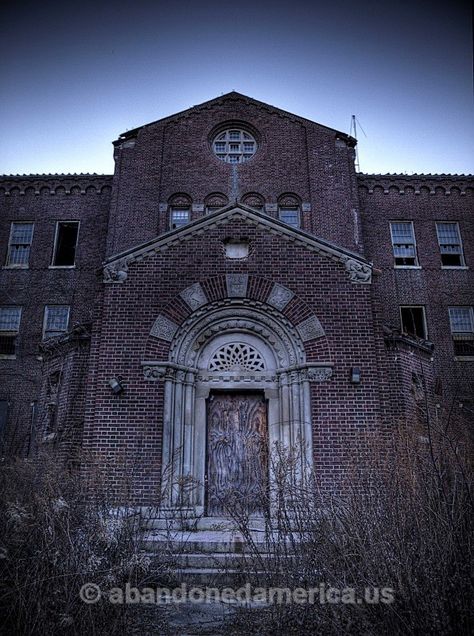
[0,92,472,520]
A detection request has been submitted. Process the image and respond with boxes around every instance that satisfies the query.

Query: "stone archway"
[142,299,333,520]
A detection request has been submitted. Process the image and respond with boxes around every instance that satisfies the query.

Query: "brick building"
[0,92,472,521]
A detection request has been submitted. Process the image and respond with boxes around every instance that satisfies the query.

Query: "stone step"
[143,515,266,532]
[156,551,259,569]
[142,529,269,554]
[141,528,304,586]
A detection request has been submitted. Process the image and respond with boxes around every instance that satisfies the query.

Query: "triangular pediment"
[116,92,355,146]
[103,204,372,284]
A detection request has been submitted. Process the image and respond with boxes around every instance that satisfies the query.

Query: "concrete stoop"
[142,528,284,587]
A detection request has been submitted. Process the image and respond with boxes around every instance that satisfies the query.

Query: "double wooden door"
[206,392,268,516]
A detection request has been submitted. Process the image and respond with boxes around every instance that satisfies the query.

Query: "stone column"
[279,371,291,447]
[161,369,176,506]
[182,371,196,504]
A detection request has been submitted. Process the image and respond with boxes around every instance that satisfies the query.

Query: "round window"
[212,128,257,164]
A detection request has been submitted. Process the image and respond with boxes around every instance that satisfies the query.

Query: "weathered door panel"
[206,392,267,516]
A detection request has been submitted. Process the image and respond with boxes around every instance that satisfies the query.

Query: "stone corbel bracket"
[342,257,372,284]
[103,260,129,283]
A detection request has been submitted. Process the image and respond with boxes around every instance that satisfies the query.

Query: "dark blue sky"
[1,0,472,175]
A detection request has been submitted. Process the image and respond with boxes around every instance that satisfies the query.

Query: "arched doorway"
[143,298,333,522]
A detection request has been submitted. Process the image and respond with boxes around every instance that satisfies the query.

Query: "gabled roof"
[103,203,372,285]
[116,91,356,146]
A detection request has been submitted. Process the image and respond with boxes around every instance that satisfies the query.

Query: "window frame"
[448,306,474,358]
[50,220,80,268]
[5,222,34,268]
[399,305,428,340]
[43,305,70,340]
[435,221,466,268]
[211,128,257,164]
[0,306,22,358]
[390,221,420,268]
[278,206,301,228]
[170,207,191,230]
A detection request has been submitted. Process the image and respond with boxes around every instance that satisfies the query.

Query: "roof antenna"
[350,115,367,173]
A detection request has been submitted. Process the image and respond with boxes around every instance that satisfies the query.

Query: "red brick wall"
[1,98,472,506]
[84,217,383,503]
[0,176,111,453]
[107,94,361,258]
[358,176,474,416]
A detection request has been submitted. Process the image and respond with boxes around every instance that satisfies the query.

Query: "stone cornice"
[103,204,372,285]
[384,334,434,356]
[0,174,113,196]
[38,323,92,359]
[357,173,473,195]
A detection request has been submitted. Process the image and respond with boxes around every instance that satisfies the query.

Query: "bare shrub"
[226,417,474,635]
[0,453,169,635]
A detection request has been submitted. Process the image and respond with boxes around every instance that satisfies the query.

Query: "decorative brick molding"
[226,273,248,297]
[296,315,325,341]
[357,173,473,196]
[0,174,113,196]
[150,315,180,341]
[267,283,294,310]
[179,282,208,310]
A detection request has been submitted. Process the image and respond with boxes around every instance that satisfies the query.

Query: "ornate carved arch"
[142,289,332,517]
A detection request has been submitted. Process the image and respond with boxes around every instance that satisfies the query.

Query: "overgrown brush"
[0,454,167,635]
[226,418,474,635]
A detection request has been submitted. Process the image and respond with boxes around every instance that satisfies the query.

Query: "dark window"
[52,222,79,266]
[0,307,21,357]
[0,401,7,445]
[400,306,427,339]
[0,335,16,356]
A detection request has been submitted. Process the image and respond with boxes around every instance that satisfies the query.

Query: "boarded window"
[279,207,300,228]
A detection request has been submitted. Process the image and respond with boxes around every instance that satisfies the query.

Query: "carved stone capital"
[143,365,169,380]
[142,361,198,381]
[305,366,333,382]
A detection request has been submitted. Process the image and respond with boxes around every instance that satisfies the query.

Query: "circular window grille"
[208,343,266,372]
[212,128,257,164]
